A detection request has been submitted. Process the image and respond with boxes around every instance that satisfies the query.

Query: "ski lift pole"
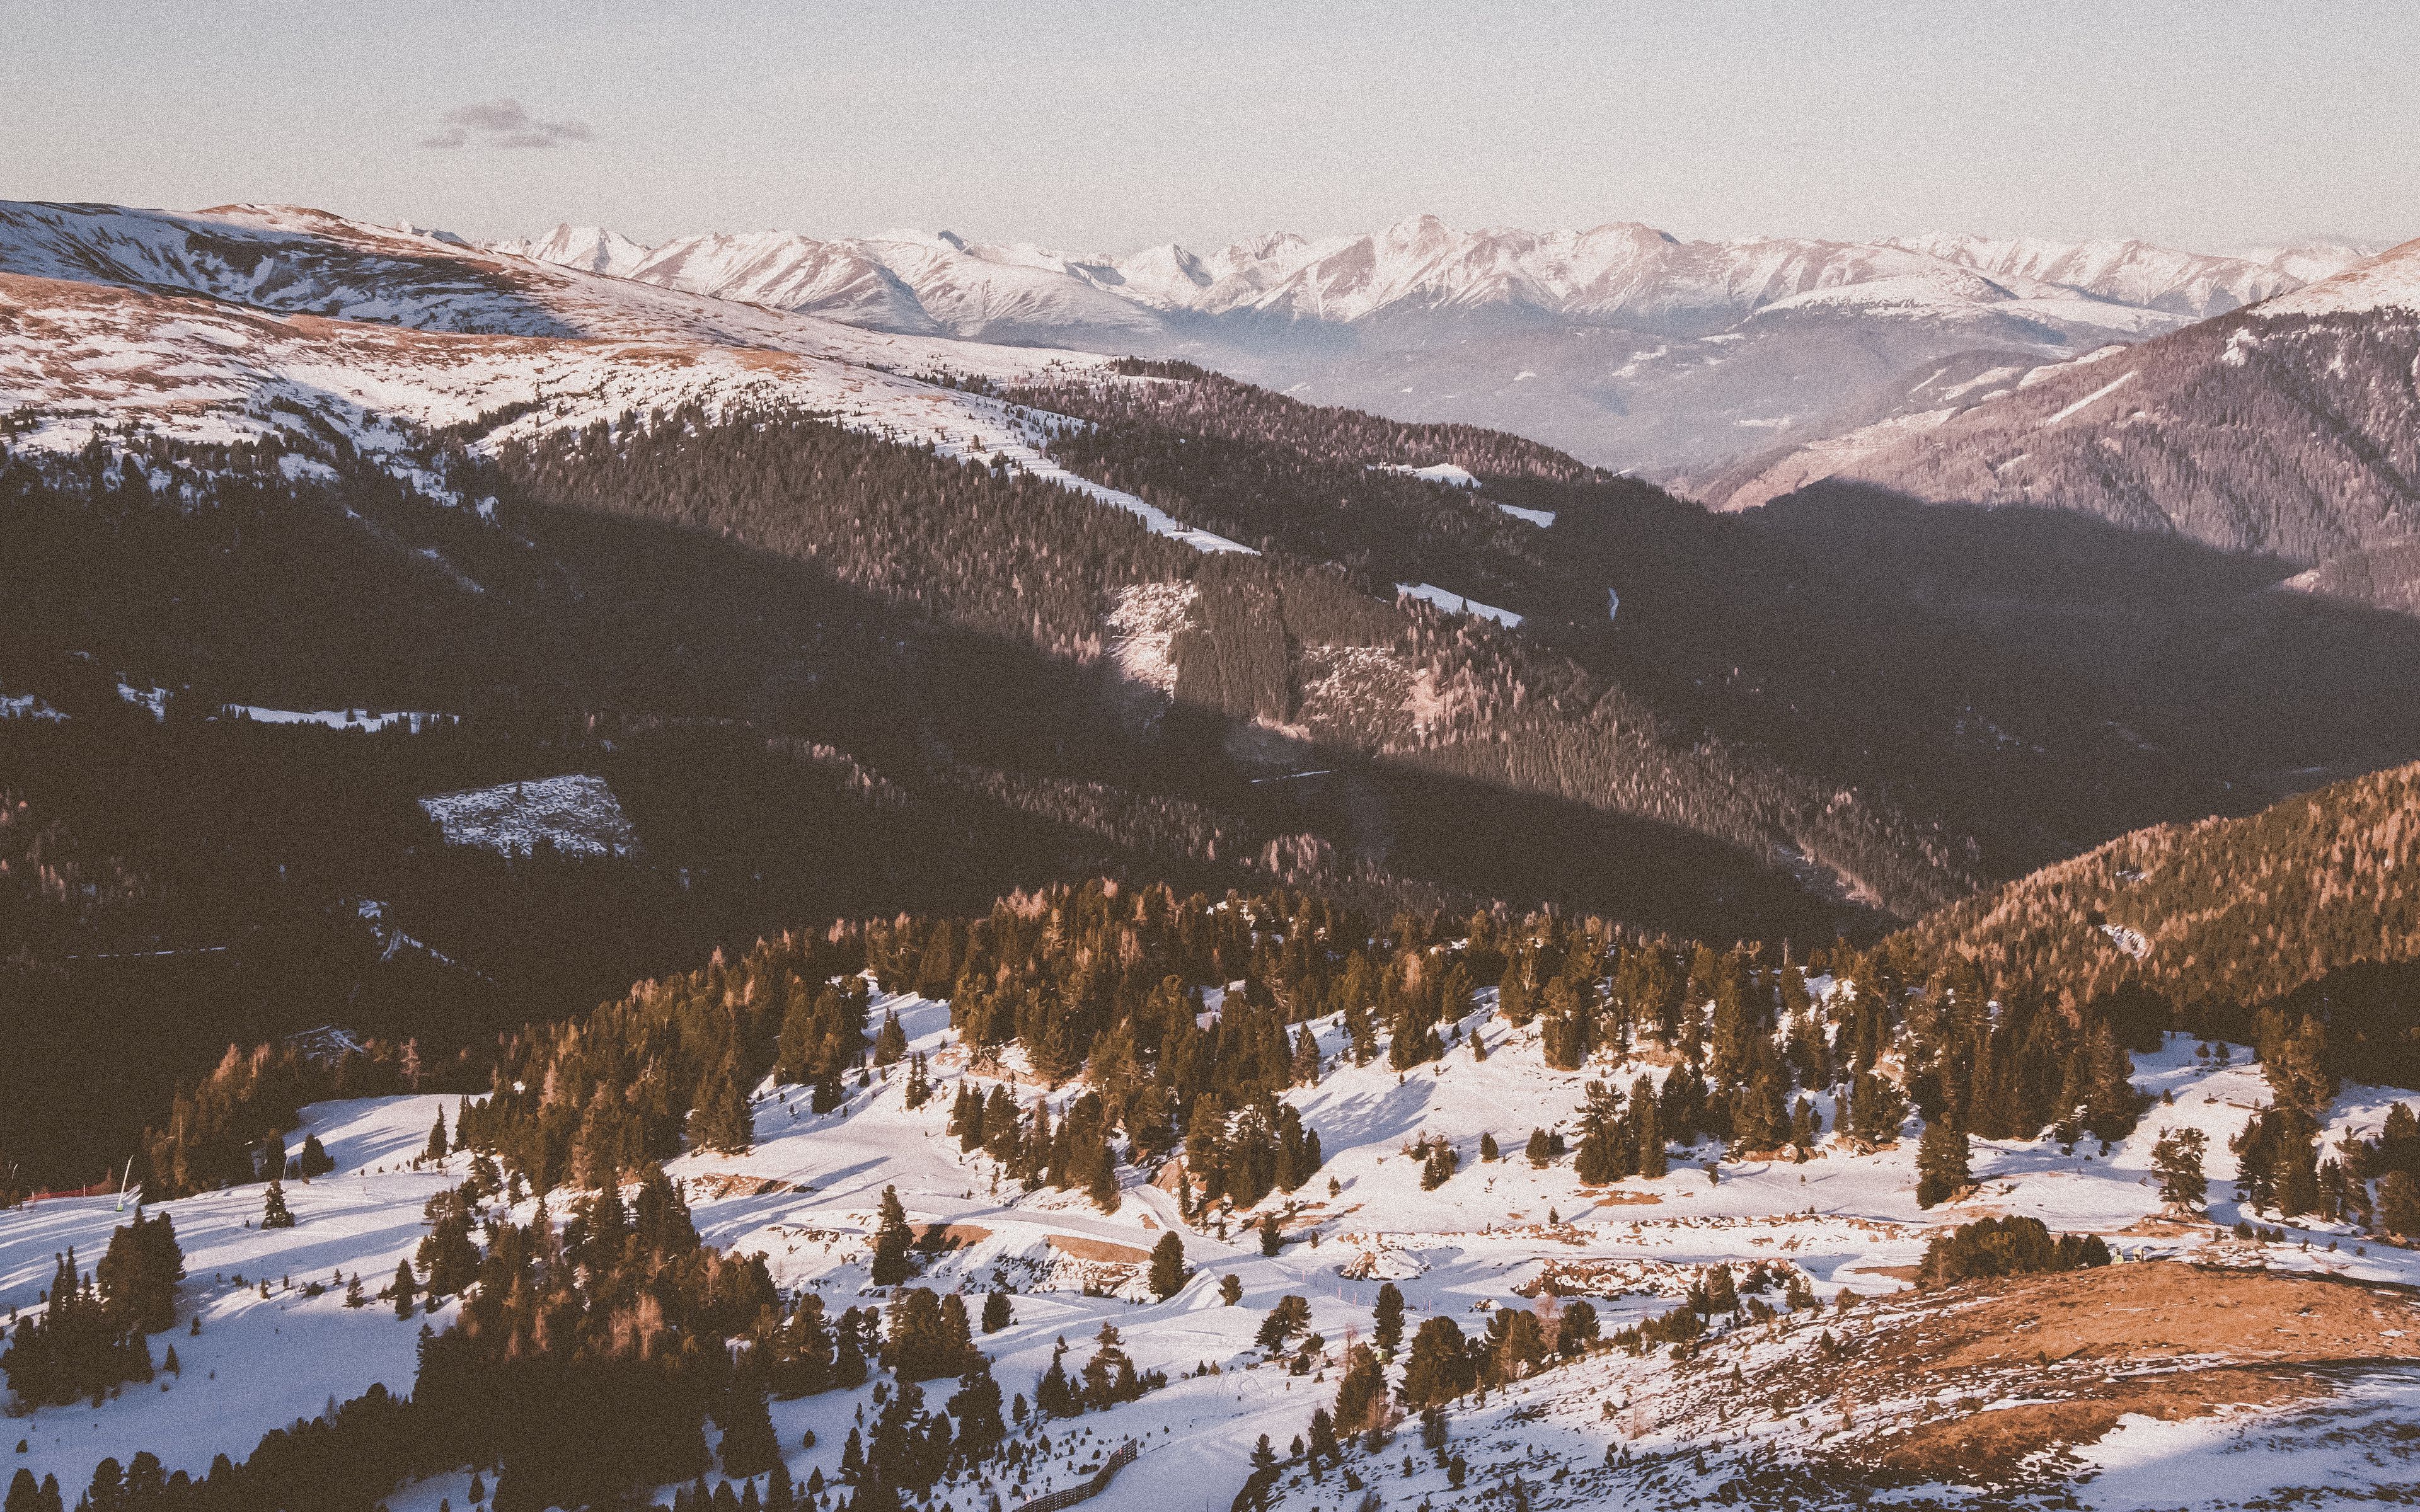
[114,1155,134,1212]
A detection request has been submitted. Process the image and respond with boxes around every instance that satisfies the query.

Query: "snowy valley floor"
[6,998,2419,1511]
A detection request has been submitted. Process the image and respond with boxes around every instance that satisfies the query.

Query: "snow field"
[415,772,639,859]
[4,988,2417,1511]
[1392,585,1522,629]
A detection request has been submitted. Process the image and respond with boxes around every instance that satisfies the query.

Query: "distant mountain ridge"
[481,214,2370,474]
[492,214,2358,335]
[1707,236,2420,610]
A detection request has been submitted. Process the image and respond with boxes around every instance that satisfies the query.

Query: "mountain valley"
[6,186,2420,1512]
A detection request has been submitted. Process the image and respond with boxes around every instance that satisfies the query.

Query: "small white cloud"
[420,98,594,151]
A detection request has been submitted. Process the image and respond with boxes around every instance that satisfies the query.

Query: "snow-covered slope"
[2257,234,2420,316]
[625,230,943,333]
[4,996,2414,1512]
[0,202,1255,554]
[0,201,1107,369]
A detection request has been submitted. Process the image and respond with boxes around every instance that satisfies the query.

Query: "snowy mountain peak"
[1887,231,2372,318]
[488,222,654,278]
[2254,234,2420,317]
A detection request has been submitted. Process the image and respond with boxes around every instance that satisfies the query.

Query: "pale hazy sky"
[5,0,2412,254]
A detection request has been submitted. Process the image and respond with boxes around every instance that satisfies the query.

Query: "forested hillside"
[490,403,1973,921]
[12,767,2420,1512]
[1007,367,2420,886]
[3,402,1884,1188]
[1899,759,2420,1084]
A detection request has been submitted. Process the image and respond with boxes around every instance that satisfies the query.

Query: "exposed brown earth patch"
[686,1173,806,1199]
[1789,1261,2420,1484]
[1046,1234,1152,1264]
[923,1223,991,1247]
[1576,1186,1664,1205]
[1874,1365,2315,1481]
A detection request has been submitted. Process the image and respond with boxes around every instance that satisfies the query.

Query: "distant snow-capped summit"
[2255,234,2420,316]
[488,222,654,278]
[1884,232,2374,319]
[1699,233,2420,611]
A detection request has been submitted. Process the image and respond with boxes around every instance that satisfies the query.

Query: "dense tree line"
[428,880,1337,1216]
[1014,362,1604,484]
[16,1159,1135,1512]
[494,405,1194,666]
[1000,374,1562,597]
[1,1209,183,1410]
[1901,759,2420,1087]
[982,377,1979,922]
[1914,1217,2112,1288]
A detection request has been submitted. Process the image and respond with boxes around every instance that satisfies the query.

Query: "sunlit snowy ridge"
[0,203,1253,554]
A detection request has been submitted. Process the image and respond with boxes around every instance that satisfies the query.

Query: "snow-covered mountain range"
[482,214,2371,474]
[502,216,2358,340]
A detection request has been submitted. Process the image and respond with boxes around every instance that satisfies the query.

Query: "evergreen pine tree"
[1148,1232,1187,1300]
[873,1013,909,1067]
[870,1186,914,1287]
[392,1258,417,1319]
[1915,1119,1970,1209]
[717,1370,783,1479]
[1398,1317,1473,1407]
[1372,1282,1405,1352]
[946,1360,1006,1459]
[1290,1028,1322,1087]
[2151,1127,2209,1211]
[1034,1342,1075,1418]
[1084,1131,1122,1213]
[260,1181,296,1229]
[1573,1082,1625,1185]
[696,1063,756,1155]
[2382,1171,2420,1237]
[1636,1081,1668,1178]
